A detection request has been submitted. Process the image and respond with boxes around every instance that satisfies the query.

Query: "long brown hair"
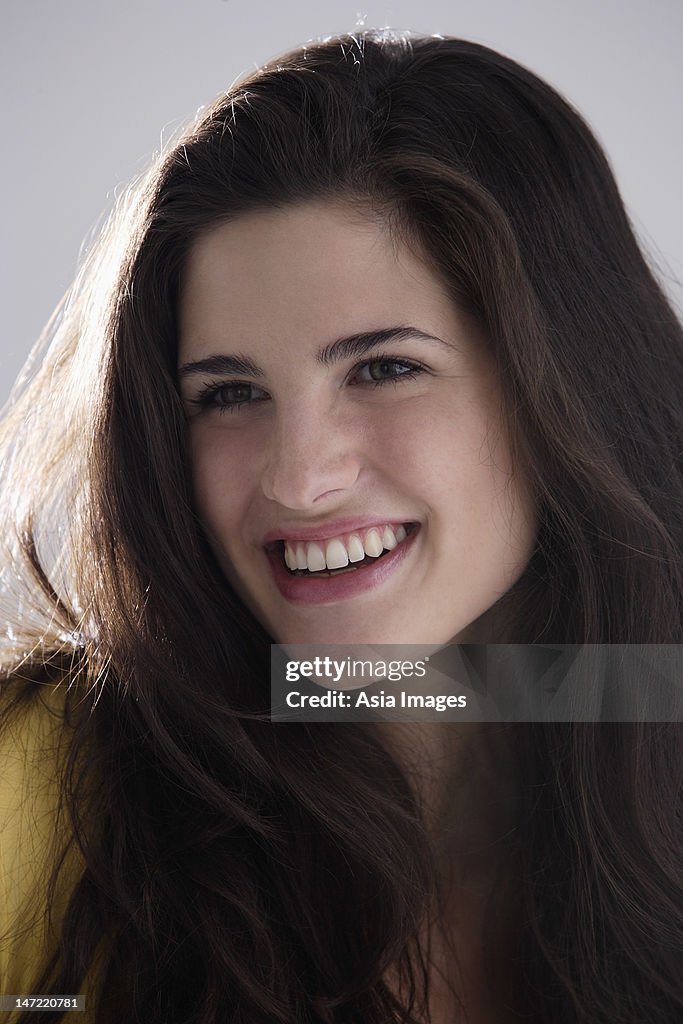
[1,31,682,1023]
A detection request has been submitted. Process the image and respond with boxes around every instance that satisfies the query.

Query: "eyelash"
[190,356,427,414]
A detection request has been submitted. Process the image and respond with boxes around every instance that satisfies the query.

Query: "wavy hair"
[1,31,682,1023]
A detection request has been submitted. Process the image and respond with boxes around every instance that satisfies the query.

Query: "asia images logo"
[284,656,429,684]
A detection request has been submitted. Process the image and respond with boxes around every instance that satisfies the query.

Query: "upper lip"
[262,517,417,547]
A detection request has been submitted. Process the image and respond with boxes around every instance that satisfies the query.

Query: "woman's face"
[177,201,536,645]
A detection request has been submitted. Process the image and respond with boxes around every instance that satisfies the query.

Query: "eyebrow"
[177,326,453,379]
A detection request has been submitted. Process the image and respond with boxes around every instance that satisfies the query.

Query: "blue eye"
[194,381,268,413]
[188,355,425,415]
[353,358,424,385]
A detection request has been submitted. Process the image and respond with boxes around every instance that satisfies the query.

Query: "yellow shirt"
[0,682,96,1020]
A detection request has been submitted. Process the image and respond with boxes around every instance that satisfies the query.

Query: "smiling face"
[177,201,536,645]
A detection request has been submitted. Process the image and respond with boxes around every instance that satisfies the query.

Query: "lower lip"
[265,528,420,605]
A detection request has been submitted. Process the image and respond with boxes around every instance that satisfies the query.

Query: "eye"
[193,381,269,413]
[351,357,425,386]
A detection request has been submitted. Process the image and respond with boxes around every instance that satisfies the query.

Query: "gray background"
[2,0,682,407]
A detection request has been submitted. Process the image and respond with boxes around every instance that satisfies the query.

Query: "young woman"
[1,30,681,1024]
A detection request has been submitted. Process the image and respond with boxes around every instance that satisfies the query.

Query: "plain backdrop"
[2,0,682,406]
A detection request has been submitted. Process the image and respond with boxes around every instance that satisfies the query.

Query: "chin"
[269,616,459,648]
[271,624,392,646]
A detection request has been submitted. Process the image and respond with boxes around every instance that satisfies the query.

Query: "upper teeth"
[283,523,409,573]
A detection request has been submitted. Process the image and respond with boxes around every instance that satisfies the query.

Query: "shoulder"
[0,675,86,1006]
[0,672,78,812]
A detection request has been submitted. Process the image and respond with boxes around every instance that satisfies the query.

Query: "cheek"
[396,397,535,561]
[374,392,493,498]
[188,429,256,550]
[450,426,537,589]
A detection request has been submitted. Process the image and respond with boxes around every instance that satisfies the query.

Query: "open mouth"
[268,522,419,578]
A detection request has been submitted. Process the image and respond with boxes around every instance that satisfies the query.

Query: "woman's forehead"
[177,201,473,363]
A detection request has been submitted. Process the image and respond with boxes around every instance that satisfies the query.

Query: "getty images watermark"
[282,652,467,713]
[270,645,683,722]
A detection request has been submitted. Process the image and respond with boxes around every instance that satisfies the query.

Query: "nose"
[260,406,362,510]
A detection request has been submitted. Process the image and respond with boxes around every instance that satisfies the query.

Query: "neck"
[373,721,520,1023]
